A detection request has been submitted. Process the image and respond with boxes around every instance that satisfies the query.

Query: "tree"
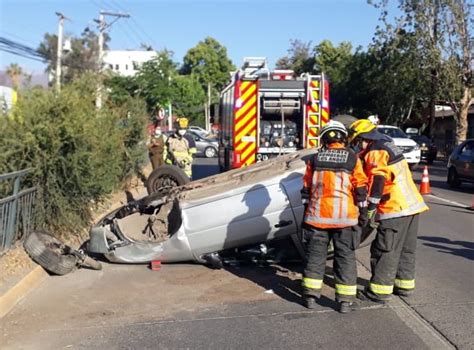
[181,37,235,92]
[6,63,23,89]
[313,40,355,114]
[37,28,109,84]
[276,39,314,74]
[171,75,206,124]
[370,0,473,143]
[134,50,178,114]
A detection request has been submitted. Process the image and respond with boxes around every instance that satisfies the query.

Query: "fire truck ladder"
[305,75,322,148]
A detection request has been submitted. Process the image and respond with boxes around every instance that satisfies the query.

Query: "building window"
[115,64,119,70]
[132,61,139,70]
[108,64,113,69]
[125,64,128,70]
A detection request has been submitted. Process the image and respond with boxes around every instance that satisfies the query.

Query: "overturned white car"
[88,149,371,265]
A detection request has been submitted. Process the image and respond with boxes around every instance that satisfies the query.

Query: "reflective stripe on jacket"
[166,136,192,164]
[303,143,368,229]
[363,140,428,220]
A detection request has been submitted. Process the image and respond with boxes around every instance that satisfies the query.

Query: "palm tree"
[6,63,23,89]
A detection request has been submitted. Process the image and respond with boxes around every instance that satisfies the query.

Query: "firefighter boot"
[339,301,356,314]
[394,288,414,297]
[358,288,391,304]
[304,296,318,309]
[303,289,321,309]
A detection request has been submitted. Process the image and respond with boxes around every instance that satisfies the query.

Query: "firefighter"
[301,120,368,313]
[147,127,167,170]
[348,119,429,302]
[165,118,196,179]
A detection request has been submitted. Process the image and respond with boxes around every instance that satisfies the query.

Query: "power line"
[107,0,159,49]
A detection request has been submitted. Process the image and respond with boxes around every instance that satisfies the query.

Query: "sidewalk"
[0,168,150,320]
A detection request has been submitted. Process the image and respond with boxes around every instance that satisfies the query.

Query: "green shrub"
[0,75,148,235]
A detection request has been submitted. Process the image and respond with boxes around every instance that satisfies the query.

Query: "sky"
[0,0,397,74]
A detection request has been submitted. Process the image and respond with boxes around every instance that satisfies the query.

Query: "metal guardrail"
[0,169,37,254]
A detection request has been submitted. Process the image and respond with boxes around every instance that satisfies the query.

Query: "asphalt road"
[1,158,473,349]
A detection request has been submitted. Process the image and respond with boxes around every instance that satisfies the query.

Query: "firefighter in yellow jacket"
[165,118,197,179]
[349,119,429,302]
[301,120,368,313]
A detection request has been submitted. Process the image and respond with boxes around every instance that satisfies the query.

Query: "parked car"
[88,150,374,265]
[377,125,421,168]
[408,135,437,164]
[447,139,474,188]
[189,126,209,138]
[187,130,219,158]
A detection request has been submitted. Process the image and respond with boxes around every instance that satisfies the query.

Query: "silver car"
[187,130,219,158]
[89,150,315,264]
[89,149,372,265]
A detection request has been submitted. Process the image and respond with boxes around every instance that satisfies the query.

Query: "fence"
[0,169,37,255]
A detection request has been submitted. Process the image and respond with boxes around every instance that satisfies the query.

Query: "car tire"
[447,167,461,188]
[146,164,190,195]
[204,146,217,158]
[23,230,78,276]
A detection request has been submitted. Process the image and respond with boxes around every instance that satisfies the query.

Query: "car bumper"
[403,150,421,164]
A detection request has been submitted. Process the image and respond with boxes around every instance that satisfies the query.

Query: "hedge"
[0,75,148,236]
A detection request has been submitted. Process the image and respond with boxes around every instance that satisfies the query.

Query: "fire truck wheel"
[204,147,217,158]
[23,230,78,276]
[146,165,190,195]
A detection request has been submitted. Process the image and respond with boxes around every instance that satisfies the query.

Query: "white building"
[103,50,157,77]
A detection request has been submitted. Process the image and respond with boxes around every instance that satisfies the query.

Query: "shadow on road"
[426,180,474,195]
[418,236,474,261]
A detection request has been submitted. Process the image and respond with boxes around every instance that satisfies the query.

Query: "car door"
[181,177,297,258]
[456,141,474,180]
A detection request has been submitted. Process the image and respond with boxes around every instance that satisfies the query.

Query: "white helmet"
[319,120,348,145]
[367,115,380,125]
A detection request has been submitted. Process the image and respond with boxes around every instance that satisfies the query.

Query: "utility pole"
[428,0,440,138]
[207,83,211,132]
[95,10,130,109]
[55,12,67,92]
[168,77,173,131]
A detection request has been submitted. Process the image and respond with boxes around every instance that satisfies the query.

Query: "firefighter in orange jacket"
[301,120,368,313]
[349,119,429,302]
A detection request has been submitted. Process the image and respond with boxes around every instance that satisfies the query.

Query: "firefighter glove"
[367,204,377,228]
[358,206,369,228]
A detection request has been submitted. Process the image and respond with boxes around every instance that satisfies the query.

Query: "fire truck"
[218,57,330,170]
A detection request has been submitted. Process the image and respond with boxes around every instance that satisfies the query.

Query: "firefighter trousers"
[369,214,419,297]
[302,225,360,302]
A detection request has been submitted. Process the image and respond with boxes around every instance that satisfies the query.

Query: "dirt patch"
[0,244,36,294]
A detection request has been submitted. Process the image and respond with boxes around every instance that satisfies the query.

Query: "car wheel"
[204,146,217,158]
[146,164,190,195]
[23,230,78,275]
[447,167,461,188]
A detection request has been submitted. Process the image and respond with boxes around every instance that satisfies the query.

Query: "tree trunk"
[454,86,472,144]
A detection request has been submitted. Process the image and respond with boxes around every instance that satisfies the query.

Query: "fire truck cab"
[219,57,329,171]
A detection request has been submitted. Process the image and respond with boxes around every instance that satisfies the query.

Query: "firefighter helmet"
[319,120,347,145]
[177,117,189,129]
[367,115,380,125]
[348,119,376,143]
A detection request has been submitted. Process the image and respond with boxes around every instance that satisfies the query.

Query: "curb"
[0,265,48,319]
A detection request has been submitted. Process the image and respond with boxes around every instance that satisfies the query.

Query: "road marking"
[426,194,470,208]
[40,304,389,333]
